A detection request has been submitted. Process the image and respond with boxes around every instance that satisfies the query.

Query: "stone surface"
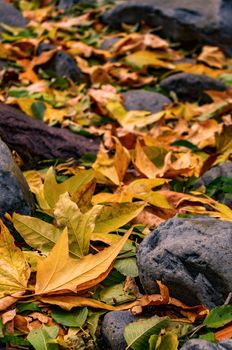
[122,90,171,113]
[0,103,99,165]
[160,73,227,103]
[136,217,232,308]
[102,0,232,56]
[181,339,232,350]
[196,161,232,187]
[100,37,121,51]
[0,0,26,33]
[195,161,232,208]
[102,311,138,350]
[0,59,8,70]
[37,43,89,84]
[58,0,94,10]
[0,139,34,216]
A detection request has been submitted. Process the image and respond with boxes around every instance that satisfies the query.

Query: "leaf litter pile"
[0,0,232,349]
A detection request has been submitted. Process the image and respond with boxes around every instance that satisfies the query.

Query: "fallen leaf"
[94,202,145,234]
[0,291,25,311]
[197,46,226,69]
[215,323,232,341]
[125,50,175,70]
[41,295,137,311]
[35,227,131,295]
[0,220,30,298]
[2,309,16,325]
[27,325,59,350]
[54,192,102,257]
[13,213,62,256]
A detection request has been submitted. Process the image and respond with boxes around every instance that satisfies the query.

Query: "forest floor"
[0,1,232,349]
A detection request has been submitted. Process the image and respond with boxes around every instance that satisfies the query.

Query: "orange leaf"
[215,323,232,341]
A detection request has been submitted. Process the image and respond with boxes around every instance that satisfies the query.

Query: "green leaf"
[199,332,216,343]
[51,307,88,327]
[8,90,29,98]
[203,305,232,328]
[27,325,59,350]
[31,101,46,120]
[114,257,139,277]
[17,302,41,313]
[171,140,199,152]
[54,193,102,257]
[87,310,105,339]
[101,269,125,287]
[1,335,30,347]
[99,283,136,305]
[94,202,145,234]
[124,316,170,350]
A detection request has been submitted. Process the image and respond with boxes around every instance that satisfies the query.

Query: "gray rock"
[102,0,232,56]
[37,43,89,84]
[160,73,227,103]
[102,311,138,350]
[181,339,232,350]
[196,162,232,187]
[195,161,232,208]
[136,217,232,308]
[0,59,8,70]
[0,0,26,33]
[100,37,121,51]
[122,90,171,113]
[0,139,34,216]
[58,0,94,10]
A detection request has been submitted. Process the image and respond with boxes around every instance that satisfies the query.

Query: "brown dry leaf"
[143,34,169,50]
[67,41,111,60]
[14,314,30,333]
[186,120,222,149]
[23,6,53,22]
[0,291,25,312]
[176,194,232,220]
[30,312,49,324]
[109,33,143,55]
[35,228,131,295]
[41,295,137,311]
[88,85,122,115]
[137,294,208,322]
[56,13,91,29]
[133,207,166,229]
[197,46,226,69]
[2,309,16,325]
[110,66,155,87]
